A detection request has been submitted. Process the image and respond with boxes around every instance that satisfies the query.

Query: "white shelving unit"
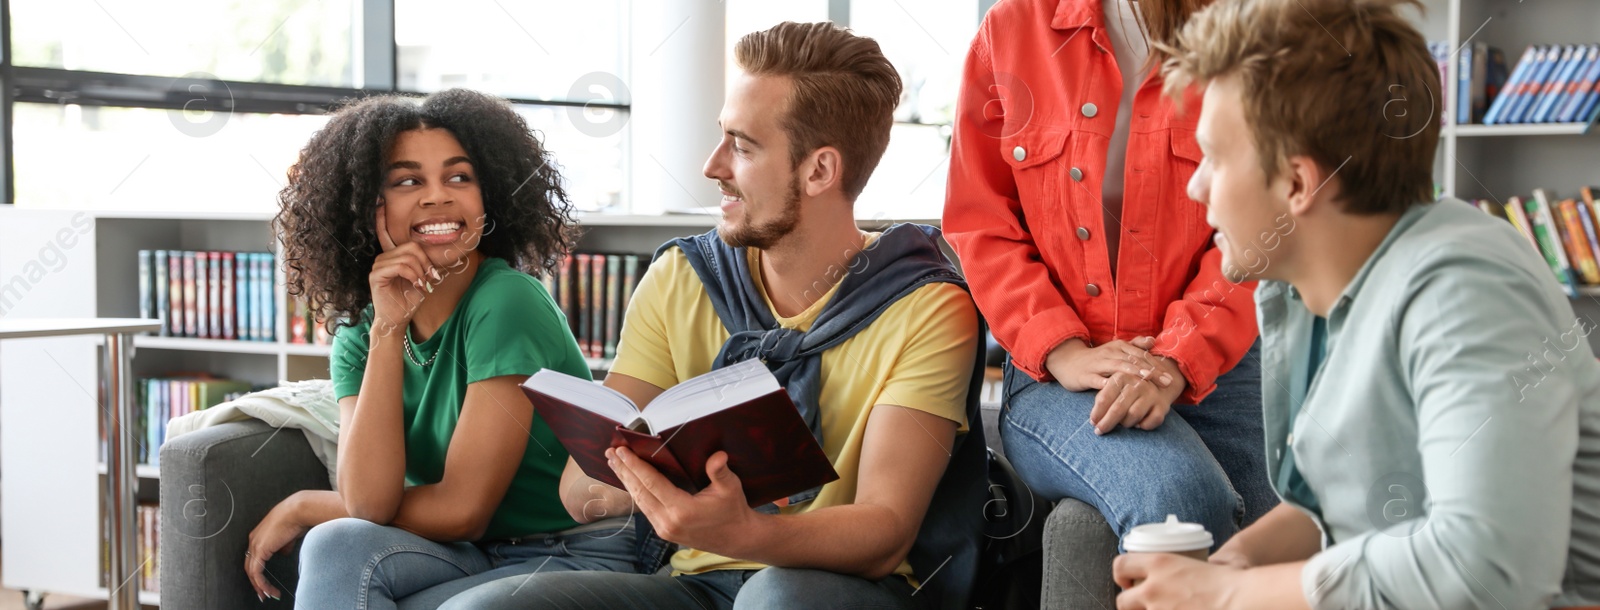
[1424,0,1600,337]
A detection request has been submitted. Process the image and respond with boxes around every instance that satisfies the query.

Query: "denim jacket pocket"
[1169,128,1211,244]
[1001,130,1070,231]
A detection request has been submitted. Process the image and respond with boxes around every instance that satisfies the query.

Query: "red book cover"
[182,252,197,337]
[195,252,210,338]
[522,360,839,508]
[167,252,184,338]
[289,297,308,345]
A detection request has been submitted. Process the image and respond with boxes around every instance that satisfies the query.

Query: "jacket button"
[1086,283,1101,296]
[1082,103,1098,118]
[1013,146,1026,162]
[1070,167,1084,181]
[1077,227,1090,240]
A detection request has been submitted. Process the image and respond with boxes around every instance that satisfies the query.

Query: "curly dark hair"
[274,88,578,331]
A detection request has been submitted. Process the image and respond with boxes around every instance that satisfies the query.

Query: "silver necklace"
[403,333,440,367]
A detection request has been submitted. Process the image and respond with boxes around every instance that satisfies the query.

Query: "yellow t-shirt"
[609,241,978,577]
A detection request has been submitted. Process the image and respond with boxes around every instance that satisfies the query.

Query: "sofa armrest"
[159,419,331,610]
[1042,498,1121,609]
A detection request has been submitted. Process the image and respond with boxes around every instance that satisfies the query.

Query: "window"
[849,0,980,220]
[396,0,626,103]
[513,105,626,213]
[9,0,632,214]
[397,0,629,213]
[12,0,358,87]
[14,102,328,213]
[724,0,981,220]
[851,0,979,127]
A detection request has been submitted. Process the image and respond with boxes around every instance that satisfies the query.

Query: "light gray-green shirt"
[1258,198,1600,609]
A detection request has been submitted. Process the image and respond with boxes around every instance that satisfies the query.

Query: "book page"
[644,359,781,432]
[522,370,640,424]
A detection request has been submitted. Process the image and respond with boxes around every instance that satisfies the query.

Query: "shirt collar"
[1329,200,1438,313]
[1051,0,1103,31]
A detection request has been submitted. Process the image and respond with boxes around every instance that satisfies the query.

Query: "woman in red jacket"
[944,0,1274,556]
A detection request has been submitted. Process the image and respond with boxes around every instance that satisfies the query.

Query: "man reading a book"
[442,21,982,610]
[1110,0,1600,608]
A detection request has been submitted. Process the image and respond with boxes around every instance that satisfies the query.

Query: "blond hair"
[734,22,902,201]
[1160,0,1440,212]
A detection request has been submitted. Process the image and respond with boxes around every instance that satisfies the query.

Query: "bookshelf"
[1423,0,1600,337]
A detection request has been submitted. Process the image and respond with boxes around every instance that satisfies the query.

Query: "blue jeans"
[437,566,919,609]
[1000,342,1275,549]
[295,517,638,610]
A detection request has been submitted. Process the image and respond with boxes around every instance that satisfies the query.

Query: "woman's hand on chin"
[369,205,440,335]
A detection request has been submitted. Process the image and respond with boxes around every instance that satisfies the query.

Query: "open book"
[522,359,840,508]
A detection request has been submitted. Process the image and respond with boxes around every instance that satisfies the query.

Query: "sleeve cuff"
[1301,537,1361,609]
[607,358,678,395]
[1010,305,1090,382]
[1150,345,1218,405]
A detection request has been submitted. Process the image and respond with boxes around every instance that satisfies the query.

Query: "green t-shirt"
[330,256,588,539]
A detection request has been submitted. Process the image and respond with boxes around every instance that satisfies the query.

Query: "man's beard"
[720,175,802,250]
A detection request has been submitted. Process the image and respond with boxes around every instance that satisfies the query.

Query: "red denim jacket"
[943,0,1258,404]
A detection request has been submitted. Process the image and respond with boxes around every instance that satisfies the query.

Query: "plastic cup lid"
[1123,514,1214,553]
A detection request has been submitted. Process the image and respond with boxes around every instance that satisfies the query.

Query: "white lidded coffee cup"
[1122,514,1213,560]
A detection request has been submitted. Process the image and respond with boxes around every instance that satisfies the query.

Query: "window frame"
[1,0,627,209]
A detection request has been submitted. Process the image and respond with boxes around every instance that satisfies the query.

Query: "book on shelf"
[575,254,592,357]
[1430,42,1452,125]
[1485,45,1539,124]
[521,358,840,508]
[1511,45,1564,124]
[182,252,197,337]
[590,254,605,359]
[1531,45,1585,124]
[1563,48,1600,124]
[1457,42,1489,124]
[1528,189,1580,294]
[1485,44,1600,125]
[100,504,160,594]
[257,252,277,342]
[289,296,309,345]
[1573,197,1600,284]
[1539,44,1596,123]
[1503,196,1540,250]
[1471,188,1600,297]
[136,250,276,342]
[220,252,235,340]
[547,251,647,361]
[196,251,211,338]
[284,294,337,346]
[132,375,255,467]
[153,251,170,336]
[208,252,223,338]
[137,250,152,328]
[1557,198,1600,284]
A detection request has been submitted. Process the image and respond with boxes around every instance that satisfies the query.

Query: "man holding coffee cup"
[1112,0,1600,608]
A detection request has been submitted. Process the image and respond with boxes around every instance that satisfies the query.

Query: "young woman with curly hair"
[246,88,637,609]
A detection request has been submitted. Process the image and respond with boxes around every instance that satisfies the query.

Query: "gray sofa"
[978,402,1120,610]
[160,419,328,609]
[160,406,1118,609]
